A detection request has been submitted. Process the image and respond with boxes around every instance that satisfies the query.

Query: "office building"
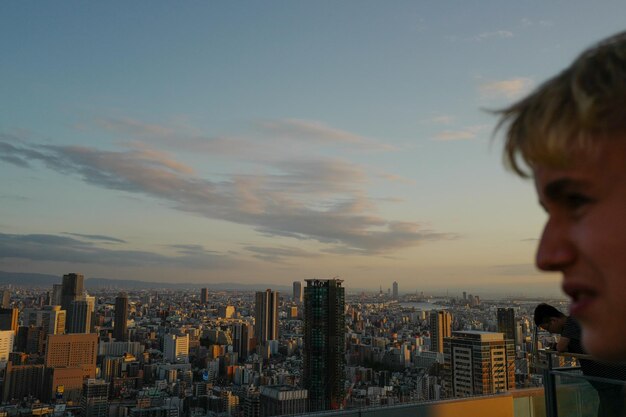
[0,330,15,367]
[255,289,278,344]
[51,284,63,306]
[61,273,84,313]
[0,308,18,334]
[392,281,399,300]
[67,299,91,333]
[201,288,209,304]
[444,331,516,398]
[163,333,189,363]
[23,305,66,336]
[292,281,302,303]
[45,333,98,401]
[0,290,10,308]
[81,379,110,417]
[430,310,452,353]
[497,308,516,343]
[232,322,254,361]
[2,362,45,402]
[259,385,308,417]
[303,278,345,411]
[114,292,129,341]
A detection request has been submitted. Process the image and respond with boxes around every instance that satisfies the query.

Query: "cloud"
[432,125,488,141]
[243,245,320,263]
[479,78,534,100]
[0,140,452,255]
[0,232,235,269]
[422,115,454,125]
[62,233,127,244]
[257,119,395,151]
[473,31,513,41]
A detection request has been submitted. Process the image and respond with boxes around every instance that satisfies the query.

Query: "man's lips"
[562,282,598,316]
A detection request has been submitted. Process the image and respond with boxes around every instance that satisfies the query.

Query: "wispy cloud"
[0,232,235,269]
[0,140,452,255]
[479,77,533,100]
[432,125,488,141]
[421,115,454,125]
[62,233,127,244]
[473,31,514,41]
[257,119,395,151]
[243,245,320,263]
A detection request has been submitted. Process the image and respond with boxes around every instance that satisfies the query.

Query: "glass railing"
[541,350,626,417]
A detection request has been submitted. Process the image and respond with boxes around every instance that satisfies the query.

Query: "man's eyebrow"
[543,178,579,200]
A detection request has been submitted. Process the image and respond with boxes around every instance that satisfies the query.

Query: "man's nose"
[536,217,576,271]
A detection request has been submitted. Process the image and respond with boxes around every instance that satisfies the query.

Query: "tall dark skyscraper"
[67,300,91,334]
[254,289,278,344]
[430,310,452,353]
[200,288,209,304]
[113,292,128,341]
[497,308,516,343]
[292,281,302,303]
[303,279,345,411]
[0,290,10,309]
[61,273,84,314]
[392,281,399,300]
[0,308,18,334]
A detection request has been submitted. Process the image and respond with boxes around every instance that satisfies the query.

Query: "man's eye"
[565,194,591,209]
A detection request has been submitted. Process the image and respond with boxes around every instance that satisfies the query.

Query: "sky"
[1,2,625,296]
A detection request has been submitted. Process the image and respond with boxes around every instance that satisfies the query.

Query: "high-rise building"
[255,289,278,344]
[0,290,10,308]
[292,281,302,303]
[0,308,18,334]
[114,292,129,341]
[303,279,345,411]
[392,281,399,300]
[444,331,516,398]
[0,330,15,367]
[430,310,452,353]
[81,379,109,417]
[61,273,84,313]
[201,288,209,304]
[67,299,91,333]
[45,333,98,402]
[260,385,308,416]
[51,284,63,306]
[232,322,254,361]
[2,362,45,402]
[23,305,66,336]
[163,333,189,363]
[497,308,516,343]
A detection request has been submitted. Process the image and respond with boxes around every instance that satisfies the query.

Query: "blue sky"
[2,2,625,295]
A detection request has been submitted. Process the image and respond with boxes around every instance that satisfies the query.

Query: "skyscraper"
[23,305,66,336]
[0,330,15,366]
[303,279,345,411]
[163,333,189,363]
[430,310,452,353]
[51,284,63,306]
[255,289,278,344]
[0,308,18,334]
[80,379,109,417]
[392,281,399,300]
[67,299,91,334]
[497,308,516,343]
[0,290,10,308]
[292,281,302,303]
[201,288,209,304]
[45,333,98,401]
[444,331,515,397]
[114,292,128,341]
[61,273,84,313]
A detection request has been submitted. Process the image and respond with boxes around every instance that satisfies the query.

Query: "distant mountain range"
[0,271,291,291]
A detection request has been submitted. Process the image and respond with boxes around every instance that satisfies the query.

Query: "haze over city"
[2,2,624,296]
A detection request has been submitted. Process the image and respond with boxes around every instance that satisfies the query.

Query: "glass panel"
[552,370,626,417]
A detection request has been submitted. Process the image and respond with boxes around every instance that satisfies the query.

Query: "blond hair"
[496,31,626,177]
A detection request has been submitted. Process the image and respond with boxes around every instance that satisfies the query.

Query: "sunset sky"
[1,2,624,296]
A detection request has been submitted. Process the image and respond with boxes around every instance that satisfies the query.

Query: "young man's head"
[497,31,626,361]
[533,303,566,334]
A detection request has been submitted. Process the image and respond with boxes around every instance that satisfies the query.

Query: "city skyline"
[1,3,625,296]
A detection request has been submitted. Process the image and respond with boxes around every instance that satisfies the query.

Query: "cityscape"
[0,272,568,416]
[2,2,626,417]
